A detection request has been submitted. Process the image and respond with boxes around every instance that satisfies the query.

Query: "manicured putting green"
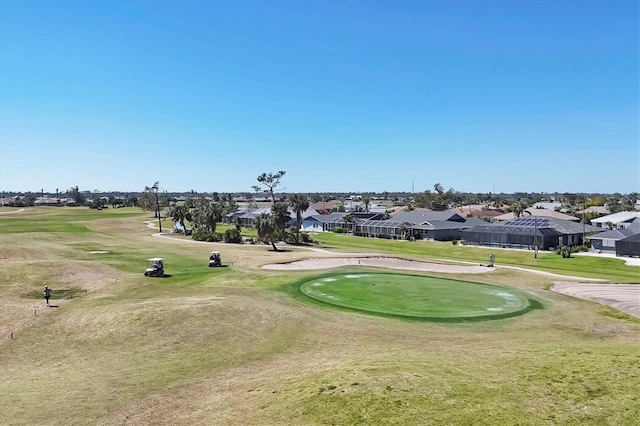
[299,273,536,321]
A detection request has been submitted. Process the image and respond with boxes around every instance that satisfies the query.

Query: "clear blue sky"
[1,0,638,195]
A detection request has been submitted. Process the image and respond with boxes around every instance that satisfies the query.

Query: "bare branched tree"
[252,170,286,203]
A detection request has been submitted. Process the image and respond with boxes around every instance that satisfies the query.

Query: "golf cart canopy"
[148,257,163,262]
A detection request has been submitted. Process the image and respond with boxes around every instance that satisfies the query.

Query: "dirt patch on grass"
[0,260,132,340]
[551,283,640,318]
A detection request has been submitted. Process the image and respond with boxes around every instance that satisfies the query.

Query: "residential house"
[226,206,319,228]
[616,233,640,257]
[461,217,601,250]
[376,210,484,241]
[301,213,346,233]
[493,208,579,222]
[589,223,640,254]
[590,211,640,229]
[34,197,60,206]
[301,210,479,241]
[309,201,341,214]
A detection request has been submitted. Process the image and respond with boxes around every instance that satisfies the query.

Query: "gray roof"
[466,217,601,237]
[619,233,640,243]
[225,207,251,218]
[391,211,465,224]
[504,217,600,235]
[229,206,318,220]
[628,217,640,226]
[412,220,473,231]
[294,207,320,219]
[464,224,561,237]
[239,207,270,219]
[463,217,489,226]
[590,226,640,241]
[358,219,414,228]
[307,213,348,224]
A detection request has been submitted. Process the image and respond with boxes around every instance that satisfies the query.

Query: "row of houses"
[587,212,640,257]
[226,206,640,258]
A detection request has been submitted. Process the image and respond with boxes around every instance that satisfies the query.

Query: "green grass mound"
[299,272,539,322]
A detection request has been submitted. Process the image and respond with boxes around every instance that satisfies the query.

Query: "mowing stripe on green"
[299,272,535,321]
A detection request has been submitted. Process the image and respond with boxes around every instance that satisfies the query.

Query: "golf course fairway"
[299,272,539,321]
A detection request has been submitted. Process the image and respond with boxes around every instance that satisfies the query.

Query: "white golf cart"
[144,257,165,277]
[208,251,221,267]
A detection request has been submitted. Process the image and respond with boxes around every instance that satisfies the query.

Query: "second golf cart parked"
[208,251,222,267]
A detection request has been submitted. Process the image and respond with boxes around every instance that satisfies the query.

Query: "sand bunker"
[551,283,640,318]
[261,256,494,274]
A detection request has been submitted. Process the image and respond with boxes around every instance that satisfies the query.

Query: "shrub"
[299,232,316,244]
[555,246,572,258]
[223,228,242,244]
[332,227,346,234]
[452,239,459,245]
[572,244,589,253]
[191,228,208,241]
[192,229,223,242]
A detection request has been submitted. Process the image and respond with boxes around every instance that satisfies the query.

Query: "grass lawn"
[0,206,145,234]
[1,208,638,425]
[312,232,640,282]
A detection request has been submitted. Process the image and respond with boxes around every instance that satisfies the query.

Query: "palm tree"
[511,202,525,218]
[399,224,409,240]
[254,212,278,251]
[170,204,191,234]
[233,216,242,232]
[343,214,354,235]
[271,201,290,241]
[288,193,310,243]
[362,196,370,213]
